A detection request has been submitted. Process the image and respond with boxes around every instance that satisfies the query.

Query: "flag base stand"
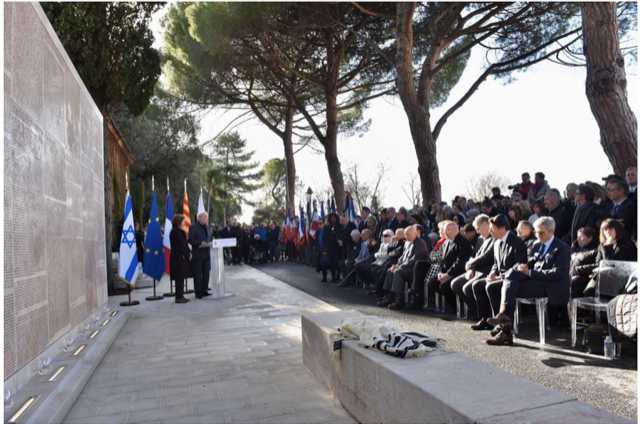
[146,279,163,301]
[120,287,140,307]
[163,280,175,297]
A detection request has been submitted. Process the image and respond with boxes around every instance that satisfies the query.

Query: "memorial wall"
[4,2,107,379]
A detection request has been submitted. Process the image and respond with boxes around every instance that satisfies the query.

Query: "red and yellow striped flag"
[182,188,191,234]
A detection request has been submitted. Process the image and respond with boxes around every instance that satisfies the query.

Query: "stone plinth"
[302,310,632,424]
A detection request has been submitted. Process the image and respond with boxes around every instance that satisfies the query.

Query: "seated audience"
[516,220,536,255]
[469,214,527,332]
[583,218,638,296]
[486,216,570,346]
[569,226,599,298]
[570,184,603,246]
[451,214,494,321]
[528,200,547,225]
[604,175,637,241]
[543,189,572,242]
[427,221,473,313]
[378,225,428,310]
[462,223,481,254]
[369,228,405,296]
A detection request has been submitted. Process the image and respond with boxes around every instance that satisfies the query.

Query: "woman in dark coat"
[583,219,637,297]
[321,213,342,283]
[170,214,191,303]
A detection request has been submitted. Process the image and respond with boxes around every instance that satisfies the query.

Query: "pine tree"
[207,132,262,224]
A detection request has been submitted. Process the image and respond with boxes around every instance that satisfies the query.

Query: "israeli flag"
[118,191,139,284]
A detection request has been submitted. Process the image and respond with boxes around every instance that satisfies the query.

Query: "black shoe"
[388,301,405,310]
[175,298,189,304]
[195,296,203,299]
[486,326,513,346]
[202,293,211,297]
[377,297,392,307]
[471,318,494,331]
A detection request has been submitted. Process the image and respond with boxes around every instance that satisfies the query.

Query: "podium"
[208,238,236,299]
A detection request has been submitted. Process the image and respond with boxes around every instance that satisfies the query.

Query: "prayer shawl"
[338,317,437,359]
[608,294,637,339]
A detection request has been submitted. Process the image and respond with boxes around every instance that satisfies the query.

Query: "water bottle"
[604,335,616,360]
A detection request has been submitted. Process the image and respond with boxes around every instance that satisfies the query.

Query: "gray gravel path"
[254,261,637,420]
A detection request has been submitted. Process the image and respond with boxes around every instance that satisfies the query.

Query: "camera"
[508,183,521,191]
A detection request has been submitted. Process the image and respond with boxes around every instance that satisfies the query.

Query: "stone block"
[302,310,633,424]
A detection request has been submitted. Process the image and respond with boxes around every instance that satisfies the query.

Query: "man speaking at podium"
[189,212,212,299]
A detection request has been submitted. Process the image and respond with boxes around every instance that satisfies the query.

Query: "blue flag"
[118,191,138,284]
[298,205,306,239]
[320,200,325,220]
[143,191,165,280]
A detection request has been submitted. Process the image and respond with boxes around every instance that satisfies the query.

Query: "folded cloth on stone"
[338,317,437,358]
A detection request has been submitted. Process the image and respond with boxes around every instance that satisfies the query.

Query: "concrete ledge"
[5,311,129,424]
[302,310,632,424]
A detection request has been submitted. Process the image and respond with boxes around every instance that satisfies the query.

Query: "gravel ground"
[253,261,637,420]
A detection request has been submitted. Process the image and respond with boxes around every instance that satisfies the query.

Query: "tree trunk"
[103,119,114,295]
[283,99,296,213]
[407,109,442,205]
[582,2,637,175]
[395,3,442,206]
[324,87,346,212]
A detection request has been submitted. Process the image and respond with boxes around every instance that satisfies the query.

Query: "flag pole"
[145,175,163,301]
[183,178,194,295]
[163,177,175,298]
[120,173,140,307]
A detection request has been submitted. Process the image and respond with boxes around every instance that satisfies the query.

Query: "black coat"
[439,234,473,277]
[491,232,528,277]
[170,228,191,281]
[466,236,495,275]
[188,222,211,261]
[595,238,637,264]
[322,223,343,260]
[570,202,602,244]
[527,238,571,306]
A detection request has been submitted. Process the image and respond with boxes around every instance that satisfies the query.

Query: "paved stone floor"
[64,267,355,424]
[255,262,637,421]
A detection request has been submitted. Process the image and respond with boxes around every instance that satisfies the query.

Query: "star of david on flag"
[118,190,138,284]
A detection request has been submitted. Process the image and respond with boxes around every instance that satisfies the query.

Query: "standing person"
[321,213,342,282]
[189,212,212,299]
[135,223,145,265]
[170,214,190,304]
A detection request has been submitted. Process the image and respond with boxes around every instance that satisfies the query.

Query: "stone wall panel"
[4,3,107,380]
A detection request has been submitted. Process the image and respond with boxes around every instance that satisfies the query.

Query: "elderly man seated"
[377,225,428,310]
[337,229,362,287]
[486,216,571,345]
[426,221,473,313]
[340,229,374,287]
[369,228,406,296]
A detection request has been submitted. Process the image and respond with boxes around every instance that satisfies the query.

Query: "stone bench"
[301,310,632,424]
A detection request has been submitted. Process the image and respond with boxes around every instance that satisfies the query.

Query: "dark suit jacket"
[439,234,473,277]
[397,238,428,272]
[527,237,571,306]
[608,197,637,241]
[570,202,602,244]
[466,236,495,275]
[188,222,211,261]
[490,232,527,277]
[595,238,637,264]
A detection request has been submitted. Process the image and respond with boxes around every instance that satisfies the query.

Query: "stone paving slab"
[64,267,354,424]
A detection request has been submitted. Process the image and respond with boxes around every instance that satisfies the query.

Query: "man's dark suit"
[188,222,211,297]
[546,204,572,242]
[608,197,637,241]
[501,237,571,317]
[428,234,473,311]
[383,238,428,301]
[472,232,527,318]
[450,236,495,319]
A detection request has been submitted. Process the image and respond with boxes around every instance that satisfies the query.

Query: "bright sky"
[152,6,638,224]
